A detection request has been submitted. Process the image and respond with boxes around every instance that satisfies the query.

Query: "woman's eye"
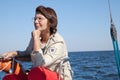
[34,17,41,20]
[38,18,42,20]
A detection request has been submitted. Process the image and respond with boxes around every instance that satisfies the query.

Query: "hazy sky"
[0,0,120,53]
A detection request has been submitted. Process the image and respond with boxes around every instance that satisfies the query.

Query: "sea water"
[0,51,119,80]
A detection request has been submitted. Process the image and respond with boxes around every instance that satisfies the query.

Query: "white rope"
[0,59,11,72]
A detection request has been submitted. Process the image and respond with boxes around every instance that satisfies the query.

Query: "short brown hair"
[36,5,57,35]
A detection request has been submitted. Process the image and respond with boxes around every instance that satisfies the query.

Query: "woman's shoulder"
[52,33,65,42]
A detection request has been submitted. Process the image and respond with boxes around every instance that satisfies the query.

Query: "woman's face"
[34,13,48,31]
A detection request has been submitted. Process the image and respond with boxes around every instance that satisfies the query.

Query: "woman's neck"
[41,32,50,43]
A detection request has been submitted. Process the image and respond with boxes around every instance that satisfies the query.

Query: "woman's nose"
[34,19,39,23]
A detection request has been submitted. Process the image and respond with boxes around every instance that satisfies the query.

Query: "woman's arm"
[31,41,67,67]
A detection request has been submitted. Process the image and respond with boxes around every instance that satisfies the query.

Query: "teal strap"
[112,38,120,77]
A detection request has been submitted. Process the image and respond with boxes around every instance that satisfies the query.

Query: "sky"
[0,0,120,53]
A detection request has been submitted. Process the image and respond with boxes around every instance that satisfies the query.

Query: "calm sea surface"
[0,51,119,80]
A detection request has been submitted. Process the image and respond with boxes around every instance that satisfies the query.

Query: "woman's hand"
[31,29,41,39]
[1,51,17,61]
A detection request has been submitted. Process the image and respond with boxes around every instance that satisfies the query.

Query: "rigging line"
[108,0,113,24]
